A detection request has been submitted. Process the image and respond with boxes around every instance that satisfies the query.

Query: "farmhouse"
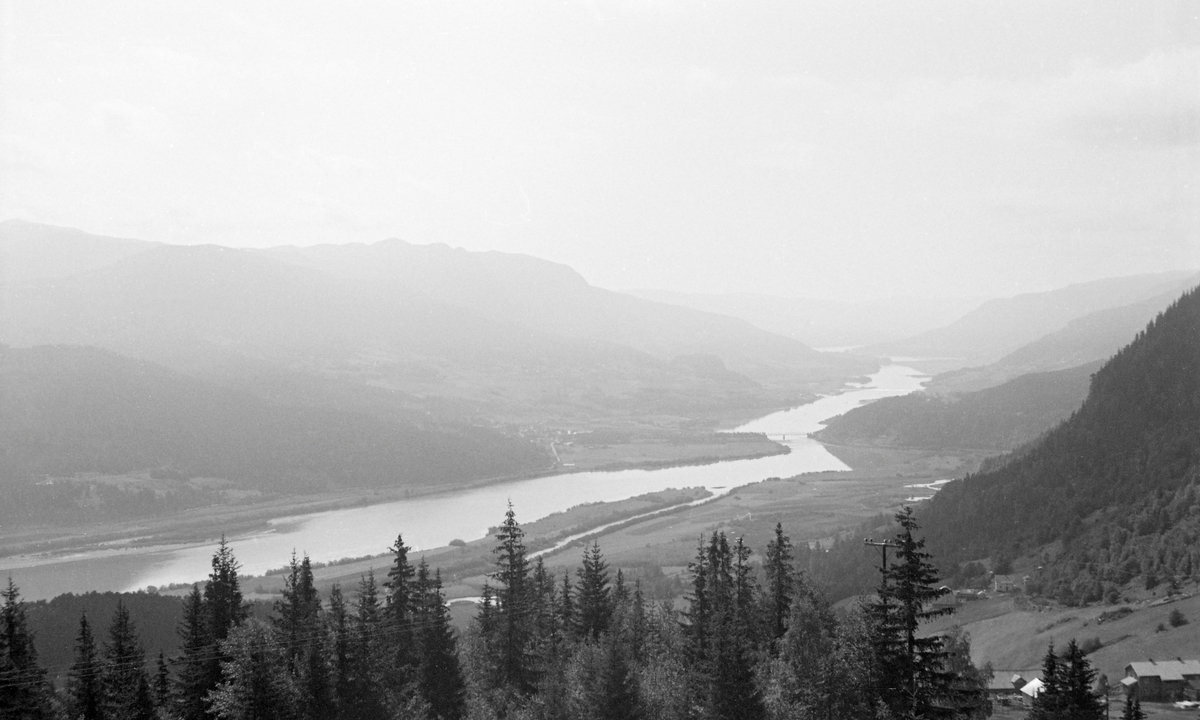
[992,574,1026,593]
[1124,659,1200,702]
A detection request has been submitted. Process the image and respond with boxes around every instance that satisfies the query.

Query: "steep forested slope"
[922,286,1200,597]
[813,361,1098,452]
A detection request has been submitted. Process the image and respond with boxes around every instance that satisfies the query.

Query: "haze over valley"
[1,4,1198,720]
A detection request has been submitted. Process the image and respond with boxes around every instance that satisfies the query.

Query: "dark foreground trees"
[3,504,990,720]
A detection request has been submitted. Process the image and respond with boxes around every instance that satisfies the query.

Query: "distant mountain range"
[921,284,1200,600]
[0,220,873,428]
[864,271,1197,371]
[925,280,1200,393]
[622,289,981,348]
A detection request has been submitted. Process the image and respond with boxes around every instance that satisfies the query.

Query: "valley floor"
[0,432,786,586]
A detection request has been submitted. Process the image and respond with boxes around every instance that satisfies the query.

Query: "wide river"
[3,364,926,600]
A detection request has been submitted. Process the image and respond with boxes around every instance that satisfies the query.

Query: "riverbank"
[208,487,714,601]
[2,364,923,601]
[0,433,785,564]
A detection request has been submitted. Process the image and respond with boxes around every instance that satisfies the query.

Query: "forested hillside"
[813,361,1097,452]
[0,345,550,525]
[922,285,1200,602]
[2,509,997,720]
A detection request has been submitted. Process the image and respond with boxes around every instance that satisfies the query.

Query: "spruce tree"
[1062,639,1104,720]
[557,571,575,635]
[154,652,171,710]
[683,535,711,663]
[0,579,55,720]
[348,571,387,720]
[102,600,155,720]
[764,522,795,642]
[1121,693,1145,720]
[416,570,466,720]
[531,556,558,642]
[274,553,329,720]
[576,541,612,640]
[384,533,416,679]
[870,506,958,719]
[207,620,298,720]
[174,584,211,720]
[202,537,246,714]
[1030,643,1064,720]
[205,537,246,644]
[593,632,643,720]
[326,584,352,716]
[490,502,534,692]
[69,611,104,720]
[613,568,629,607]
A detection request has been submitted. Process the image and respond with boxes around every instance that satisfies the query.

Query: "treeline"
[2,506,1001,719]
[922,285,1200,582]
[0,480,221,528]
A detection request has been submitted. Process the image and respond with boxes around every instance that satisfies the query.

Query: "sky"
[1,1,1198,301]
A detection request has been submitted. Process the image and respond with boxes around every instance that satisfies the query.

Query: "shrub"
[1080,636,1103,655]
[449,538,467,547]
[1168,608,1188,627]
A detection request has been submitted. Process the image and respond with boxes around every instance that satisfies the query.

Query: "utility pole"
[864,537,902,571]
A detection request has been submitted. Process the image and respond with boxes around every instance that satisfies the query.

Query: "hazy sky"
[2,2,1198,300]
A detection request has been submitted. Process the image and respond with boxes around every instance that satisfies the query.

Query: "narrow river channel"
[2,364,927,600]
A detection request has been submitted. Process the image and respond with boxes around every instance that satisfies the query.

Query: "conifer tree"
[1121,693,1145,720]
[205,537,246,644]
[174,584,211,720]
[593,632,643,720]
[557,572,575,635]
[870,506,958,719]
[530,556,558,642]
[102,600,155,720]
[1062,639,1104,720]
[1029,643,1065,720]
[69,611,104,720]
[154,652,171,709]
[326,584,351,716]
[683,535,711,663]
[384,533,416,678]
[200,537,246,716]
[576,541,612,640]
[274,553,329,720]
[347,572,387,720]
[490,502,534,692]
[207,620,298,720]
[764,522,795,642]
[613,568,629,607]
[0,579,55,720]
[416,570,466,720]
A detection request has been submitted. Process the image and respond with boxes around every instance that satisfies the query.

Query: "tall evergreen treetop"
[205,536,246,642]
[69,611,104,720]
[576,541,612,640]
[872,506,958,719]
[0,578,55,720]
[102,600,155,720]
[764,523,795,642]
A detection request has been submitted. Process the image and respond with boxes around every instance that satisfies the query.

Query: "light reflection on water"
[2,364,928,600]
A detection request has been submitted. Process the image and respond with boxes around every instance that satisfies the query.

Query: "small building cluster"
[1123,658,1200,702]
[987,669,1044,706]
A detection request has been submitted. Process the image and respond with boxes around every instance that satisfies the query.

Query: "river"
[2,364,927,600]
